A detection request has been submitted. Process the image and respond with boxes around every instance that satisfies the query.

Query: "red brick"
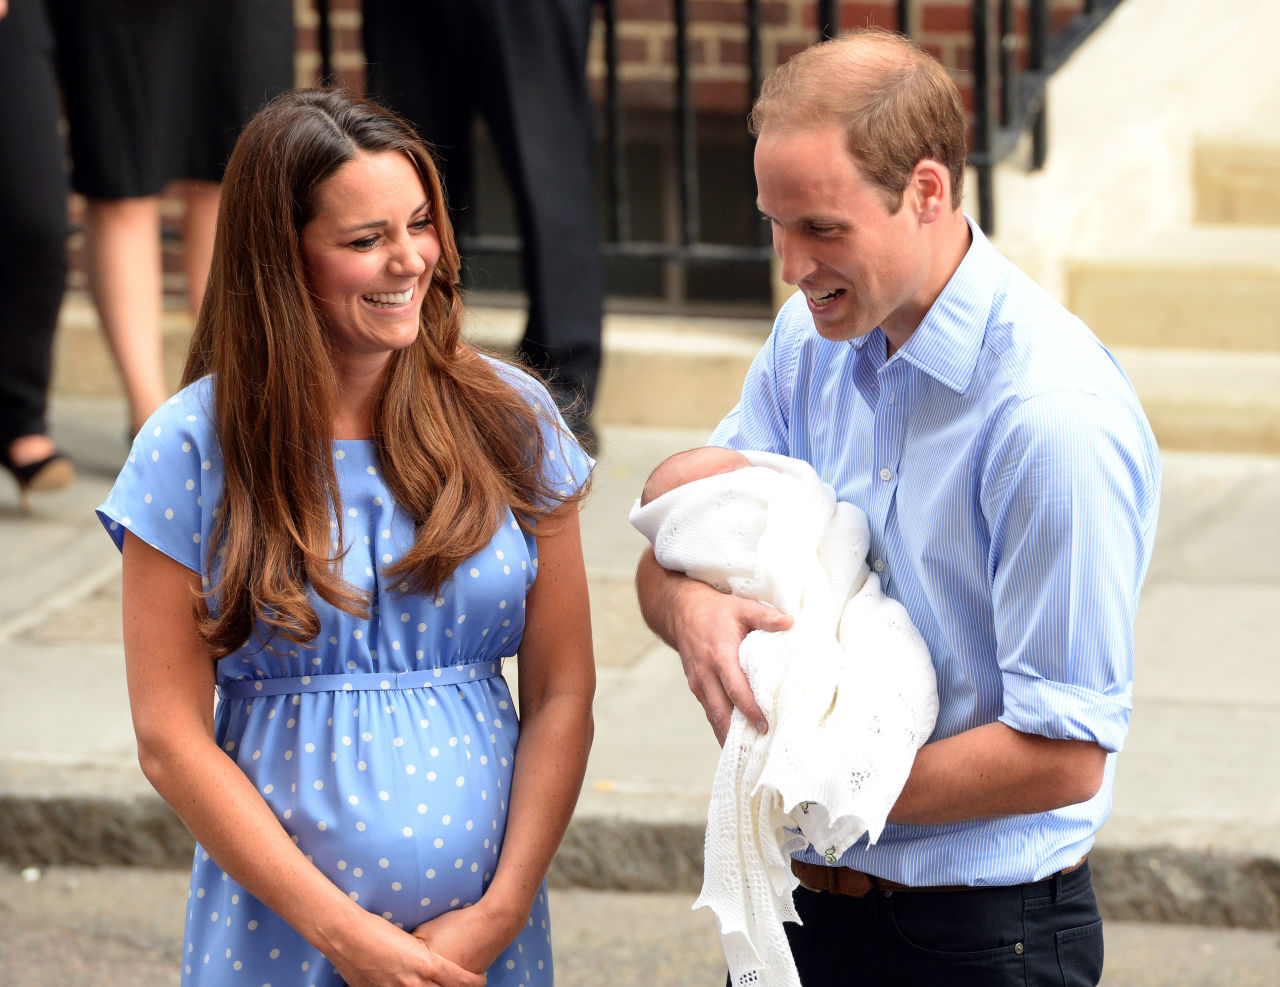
[690,0,752,26]
[920,2,970,33]
[619,0,675,21]
[617,36,653,66]
[695,77,755,114]
[839,3,898,31]
[760,1,793,27]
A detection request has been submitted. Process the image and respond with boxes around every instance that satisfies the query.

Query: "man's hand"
[636,549,792,745]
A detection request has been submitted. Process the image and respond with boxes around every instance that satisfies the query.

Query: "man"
[635,28,1161,986]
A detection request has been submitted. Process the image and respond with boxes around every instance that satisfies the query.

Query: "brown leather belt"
[791,856,1087,898]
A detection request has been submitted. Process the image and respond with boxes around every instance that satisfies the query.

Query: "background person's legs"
[177,180,221,322]
[0,0,74,496]
[83,196,168,437]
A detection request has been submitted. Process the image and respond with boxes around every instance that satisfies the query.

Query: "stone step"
[1115,346,1280,458]
[1069,225,1280,353]
[1194,138,1280,227]
[51,295,1280,456]
[1066,226,1280,354]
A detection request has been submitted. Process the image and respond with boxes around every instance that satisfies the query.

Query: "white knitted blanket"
[630,450,938,987]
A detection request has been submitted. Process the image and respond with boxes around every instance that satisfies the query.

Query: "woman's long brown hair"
[182,89,585,659]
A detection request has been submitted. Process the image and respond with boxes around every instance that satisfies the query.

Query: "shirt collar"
[849,216,997,394]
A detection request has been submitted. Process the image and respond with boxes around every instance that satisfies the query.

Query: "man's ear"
[908,159,950,223]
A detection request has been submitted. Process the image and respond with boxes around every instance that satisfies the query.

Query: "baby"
[640,445,753,506]
[631,446,938,987]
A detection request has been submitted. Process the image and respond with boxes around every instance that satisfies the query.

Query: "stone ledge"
[2,789,1276,931]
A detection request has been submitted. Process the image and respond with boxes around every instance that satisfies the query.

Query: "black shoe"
[2,448,75,511]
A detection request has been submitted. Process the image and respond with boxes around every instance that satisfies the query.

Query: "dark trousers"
[739,861,1104,986]
[363,0,604,412]
[0,0,70,446]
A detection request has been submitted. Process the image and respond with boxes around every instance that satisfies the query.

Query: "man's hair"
[749,27,968,211]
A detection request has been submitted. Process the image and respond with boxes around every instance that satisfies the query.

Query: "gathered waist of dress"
[217,661,503,699]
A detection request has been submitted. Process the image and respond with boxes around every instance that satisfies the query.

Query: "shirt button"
[879,467,892,481]
[873,558,885,573]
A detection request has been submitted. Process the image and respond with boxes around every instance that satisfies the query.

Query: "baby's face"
[643,447,751,505]
[677,448,751,486]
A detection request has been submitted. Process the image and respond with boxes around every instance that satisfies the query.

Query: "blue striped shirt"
[709,219,1161,886]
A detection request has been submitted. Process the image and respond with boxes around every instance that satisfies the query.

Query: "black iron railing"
[968,0,1124,233]
[314,0,1123,279]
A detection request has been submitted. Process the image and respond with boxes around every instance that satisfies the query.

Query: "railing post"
[819,0,840,39]
[674,0,700,248]
[999,0,1016,127]
[602,0,631,242]
[898,0,912,34]
[747,0,764,102]
[971,0,995,233]
[1029,0,1049,170]
[315,0,334,86]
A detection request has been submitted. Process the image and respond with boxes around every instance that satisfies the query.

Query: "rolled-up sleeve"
[982,388,1160,752]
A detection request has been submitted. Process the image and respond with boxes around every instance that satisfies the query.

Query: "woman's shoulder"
[137,377,218,442]
[477,353,558,412]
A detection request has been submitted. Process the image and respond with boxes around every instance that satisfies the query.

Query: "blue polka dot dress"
[97,364,592,986]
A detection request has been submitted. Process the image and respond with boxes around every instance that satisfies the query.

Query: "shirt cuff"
[999,673,1132,753]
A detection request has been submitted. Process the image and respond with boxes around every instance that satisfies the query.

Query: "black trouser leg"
[0,1,70,446]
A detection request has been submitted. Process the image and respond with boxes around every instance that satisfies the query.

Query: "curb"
[2,789,1277,931]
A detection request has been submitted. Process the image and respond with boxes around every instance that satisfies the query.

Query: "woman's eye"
[350,235,379,250]
[411,218,433,232]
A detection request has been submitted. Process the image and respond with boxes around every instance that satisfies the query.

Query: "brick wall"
[301,0,1087,132]
[89,0,1087,301]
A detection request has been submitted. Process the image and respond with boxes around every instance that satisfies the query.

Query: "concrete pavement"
[3,865,1278,986]
[2,367,1279,934]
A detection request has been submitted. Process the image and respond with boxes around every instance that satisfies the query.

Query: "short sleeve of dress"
[96,378,220,575]
[485,356,594,505]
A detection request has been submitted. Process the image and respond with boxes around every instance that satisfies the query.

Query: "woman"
[97,89,595,986]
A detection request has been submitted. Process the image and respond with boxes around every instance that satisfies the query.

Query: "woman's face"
[300,151,441,374]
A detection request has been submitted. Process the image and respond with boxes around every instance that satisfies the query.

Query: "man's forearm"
[889,722,1108,825]
[635,547,683,647]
